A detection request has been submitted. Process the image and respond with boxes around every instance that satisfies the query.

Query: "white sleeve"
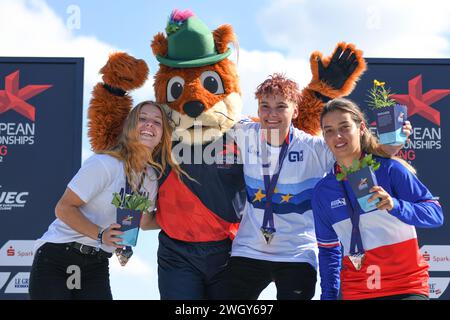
[310,135,335,173]
[143,168,158,212]
[230,120,259,150]
[67,155,115,203]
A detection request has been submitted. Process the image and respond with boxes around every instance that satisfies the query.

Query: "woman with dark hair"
[29,101,184,299]
[312,98,443,300]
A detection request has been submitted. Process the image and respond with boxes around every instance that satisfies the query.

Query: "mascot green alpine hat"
[156,9,232,68]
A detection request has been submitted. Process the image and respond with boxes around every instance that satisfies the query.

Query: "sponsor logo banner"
[0,58,83,298]
[0,240,35,266]
[429,278,450,299]
[420,245,450,272]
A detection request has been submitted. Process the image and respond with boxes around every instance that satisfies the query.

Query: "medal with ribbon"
[336,164,366,271]
[259,126,292,245]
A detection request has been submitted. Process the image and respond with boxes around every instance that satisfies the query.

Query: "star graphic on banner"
[391,75,450,126]
[253,188,266,202]
[0,70,52,121]
[281,193,293,203]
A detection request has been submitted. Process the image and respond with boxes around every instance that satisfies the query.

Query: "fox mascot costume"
[88,9,366,299]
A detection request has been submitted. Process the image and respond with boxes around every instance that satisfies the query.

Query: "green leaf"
[361,156,368,168]
[372,162,380,171]
[336,173,345,181]
[125,195,132,209]
[341,164,349,175]
[111,193,122,208]
[116,191,153,211]
[351,159,360,172]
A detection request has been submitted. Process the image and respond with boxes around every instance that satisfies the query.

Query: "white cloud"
[0,0,117,89]
[131,77,156,105]
[258,0,450,58]
[109,252,159,300]
[108,231,160,300]
[110,253,155,278]
[236,49,311,117]
[0,0,157,161]
[0,0,118,162]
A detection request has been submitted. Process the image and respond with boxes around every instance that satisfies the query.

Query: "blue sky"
[1,0,450,299]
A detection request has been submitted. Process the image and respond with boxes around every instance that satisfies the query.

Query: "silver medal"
[115,247,133,266]
[261,228,275,245]
[349,253,365,271]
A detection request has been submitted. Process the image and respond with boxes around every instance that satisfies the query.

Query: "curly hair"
[255,73,300,104]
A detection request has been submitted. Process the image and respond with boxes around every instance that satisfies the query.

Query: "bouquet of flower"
[366,79,397,109]
[111,191,152,248]
[336,154,380,181]
[111,191,152,212]
[337,154,381,212]
[366,79,408,145]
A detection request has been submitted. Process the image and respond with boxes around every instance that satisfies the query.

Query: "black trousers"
[157,231,232,300]
[28,242,112,300]
[227,256,317,300]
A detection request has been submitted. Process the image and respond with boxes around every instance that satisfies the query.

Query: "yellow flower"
[374,79,385,87]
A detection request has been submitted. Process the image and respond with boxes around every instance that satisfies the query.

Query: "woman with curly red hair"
[228,74,412,300]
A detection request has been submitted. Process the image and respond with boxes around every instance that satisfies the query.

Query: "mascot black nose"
[183,101,205,118]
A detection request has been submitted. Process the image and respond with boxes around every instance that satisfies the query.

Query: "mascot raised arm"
[88,9,366,299]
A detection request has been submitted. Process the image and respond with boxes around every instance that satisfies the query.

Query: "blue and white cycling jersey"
[230,121,334,267]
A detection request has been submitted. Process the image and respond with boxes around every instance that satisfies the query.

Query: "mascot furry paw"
[88,52,148,151]
[87,9,366,299]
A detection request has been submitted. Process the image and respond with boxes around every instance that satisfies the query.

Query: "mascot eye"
[200,71,224,95]
[167,76,185,102]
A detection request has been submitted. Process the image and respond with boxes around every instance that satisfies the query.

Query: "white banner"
[420,245,450,272]
[429,277,450,299]
[4,272,30,294]
[0,240,35,266]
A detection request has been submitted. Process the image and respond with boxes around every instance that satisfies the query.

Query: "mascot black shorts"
[157,230,232,300]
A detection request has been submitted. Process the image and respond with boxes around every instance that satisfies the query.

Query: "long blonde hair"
[99,101,188,191]
[321,98,416,174]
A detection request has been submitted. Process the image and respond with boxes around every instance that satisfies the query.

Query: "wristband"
[96,227,105,250]
[103,83,126,97]
[314,91,332,103]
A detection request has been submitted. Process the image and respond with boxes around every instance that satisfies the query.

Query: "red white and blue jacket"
[312,156,443,300]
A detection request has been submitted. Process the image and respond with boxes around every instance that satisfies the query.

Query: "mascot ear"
[213,24,237,54]
[151,32,168,57]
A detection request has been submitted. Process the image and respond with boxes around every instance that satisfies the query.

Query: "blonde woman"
[29,101,181,299]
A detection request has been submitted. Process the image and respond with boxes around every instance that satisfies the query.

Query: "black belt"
[53,242,113,259]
